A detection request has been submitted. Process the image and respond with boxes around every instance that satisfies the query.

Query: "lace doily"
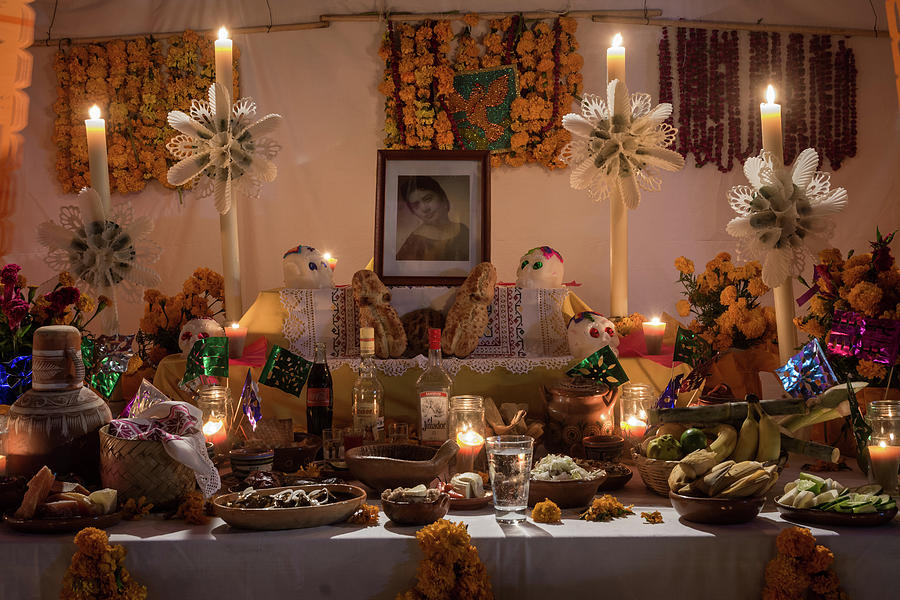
[330,355,574,377]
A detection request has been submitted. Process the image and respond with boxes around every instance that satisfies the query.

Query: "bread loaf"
[14,466,55,519]
[442,263,497,357]
[352,271,407,358]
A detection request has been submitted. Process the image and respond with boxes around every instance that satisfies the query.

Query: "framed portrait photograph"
[375,150,491,285]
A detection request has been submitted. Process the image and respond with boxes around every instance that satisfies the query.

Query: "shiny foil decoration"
[775,339,838,398]
[678,357,717,394]
[656,373,684,409]
[827,310,864,357]
[826,310,900,365]
[180,336,229,392]
[240,370,262,431]
[82,335,135,400]
[0,355,31,405]
[845,381,872,475]
[565,344,629,387]
[673,326,712,367]
[258,344,312,398]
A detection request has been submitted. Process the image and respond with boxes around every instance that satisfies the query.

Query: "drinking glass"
[387,422,410,444]
[322,428,343,460]
[485,435,534,523]
[343,427,365,452]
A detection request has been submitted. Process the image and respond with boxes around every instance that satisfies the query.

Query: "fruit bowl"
[669,492,766,525]
[528,476,605,508]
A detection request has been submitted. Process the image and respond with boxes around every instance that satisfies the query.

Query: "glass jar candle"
[866,400,900,496]
[197,385,232,451]
[450,396,485,472]
[619,382,657,445]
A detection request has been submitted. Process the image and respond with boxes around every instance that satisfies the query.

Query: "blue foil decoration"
[241,370,262,431]
[656,373,684,409]
[775,339,838,398]
[0,355,31,405]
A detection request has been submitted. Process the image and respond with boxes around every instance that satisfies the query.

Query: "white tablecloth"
[3,459,898,599]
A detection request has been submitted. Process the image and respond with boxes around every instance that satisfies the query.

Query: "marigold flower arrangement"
[674,252,776,352]
[762,527,847,600]
[531,498,562,523]
[138,268,225,366]
[794,230,900,386]
[379,15,581,169]
[579,494,634,522]
[0,264,108,362]
[53,31,239,194]
[60,527,147,600]
[396,519,492,600]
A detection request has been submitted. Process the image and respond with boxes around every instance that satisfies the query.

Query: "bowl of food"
[380,485,450,525]
[669,492,766,525]
[213,484,366,530]
[345,440,458,492]
[577,460,633,491]
[528,454,606,508]
[229,448,275,477]
[582,435,625,462]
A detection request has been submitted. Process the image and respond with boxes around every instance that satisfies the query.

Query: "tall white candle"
[607,33,628,317]
[84,105,111,213]
[214,26,242,322]
[759,84,797,363]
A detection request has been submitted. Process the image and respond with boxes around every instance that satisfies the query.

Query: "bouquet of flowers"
[138,268,225,366]
[673,252,776,352]
[0,264,108,363]
[794,230,900,386]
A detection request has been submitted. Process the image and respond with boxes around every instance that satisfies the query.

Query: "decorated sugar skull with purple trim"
[516,246,565,289]
[567,311,619,361]
[179,318,225,354]
[282,244,334,289]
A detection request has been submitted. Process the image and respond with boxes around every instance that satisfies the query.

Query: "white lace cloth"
[277,286,569,374]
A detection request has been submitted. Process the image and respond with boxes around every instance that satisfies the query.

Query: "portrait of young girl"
[395,175,470,261]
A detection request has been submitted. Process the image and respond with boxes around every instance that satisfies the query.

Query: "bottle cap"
[428,328,442,350]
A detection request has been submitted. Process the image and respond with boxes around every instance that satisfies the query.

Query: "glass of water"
[485,435,534,523]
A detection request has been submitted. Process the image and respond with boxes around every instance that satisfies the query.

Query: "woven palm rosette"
[98,424,195,508]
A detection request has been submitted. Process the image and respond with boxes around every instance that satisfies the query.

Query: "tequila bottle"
[416,329,452,446]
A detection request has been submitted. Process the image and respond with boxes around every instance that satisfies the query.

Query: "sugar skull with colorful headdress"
[282,245,334,289]
[566,311,619,361]
[516,246,564,289]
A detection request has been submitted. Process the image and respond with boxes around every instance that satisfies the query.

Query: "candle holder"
[197,385,232,456]
[619,383,656,450]
[642,318,666,355]
[450,396,485,473]
[866,401,900,497]
[225,322,248,358]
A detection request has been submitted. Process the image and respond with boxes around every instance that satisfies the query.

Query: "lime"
[680,428,707,454]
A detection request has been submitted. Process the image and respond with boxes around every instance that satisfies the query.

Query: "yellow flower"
[747,277,769,297]
[58,271,76,287]
[847,281,882,316]
[676,299,691,317]
[720,286,738,306]
[675,256,695,275]
[531,499,562,523]
[857,359,887,381]
[818,248,843,267]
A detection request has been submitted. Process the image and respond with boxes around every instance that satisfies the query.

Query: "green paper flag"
[673,327,712,368]
[180,336,230,392]
[81,335,129,400]
[258,345,313,397]
[846,381,873,474]
[566,345,629,387]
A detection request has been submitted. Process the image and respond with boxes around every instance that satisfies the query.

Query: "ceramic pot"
[541,377,619,458]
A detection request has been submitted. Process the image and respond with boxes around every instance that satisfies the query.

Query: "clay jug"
[541,376,619,458]
[5,326,111,482]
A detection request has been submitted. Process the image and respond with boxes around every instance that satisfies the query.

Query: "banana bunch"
[729,401,781,463]
[668,452,780,498]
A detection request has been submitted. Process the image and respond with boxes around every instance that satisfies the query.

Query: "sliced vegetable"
[798,472,827,495]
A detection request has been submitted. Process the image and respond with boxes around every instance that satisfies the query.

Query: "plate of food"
[440,473,492,510]
[3,466,121,534]
[528,455,606,508]
[775,473,898,527]
[213,483,366,530]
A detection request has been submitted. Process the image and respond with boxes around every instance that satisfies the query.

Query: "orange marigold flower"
[463,13,479,27]
[847,281,883,316]
[776,526,817,559]
[857,359,887,381]
[676,299,691,317]
[845,252,872,269]
[720,286,738,306]
[58,271,76,287]
[764,555,809,597]
[804,544,835,574]
[818,248,844,267]
[748,277,769,297]
[674,256,695,274]
[531,499,562,523]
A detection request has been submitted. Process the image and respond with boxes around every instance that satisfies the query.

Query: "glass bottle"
[416,328,452,446]
[352,327,384,442]
[306,342,333,438]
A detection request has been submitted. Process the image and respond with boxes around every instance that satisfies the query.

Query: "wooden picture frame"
[375,149,491,286]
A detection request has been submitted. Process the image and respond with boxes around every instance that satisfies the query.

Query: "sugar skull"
[516,246,564,289]
[179,318,226,355]
[282,245,334,289]
[566,311,619,361]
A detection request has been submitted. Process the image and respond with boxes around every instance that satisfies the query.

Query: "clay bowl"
[669,492,766,525]
[583,435,625,462]
[345,440,458,493]
[382,493,451,526]
[528,476,605,509]
[595,464,633,491]
[229,448,274,477]
[213,484,366,530]
[0,476,27,513]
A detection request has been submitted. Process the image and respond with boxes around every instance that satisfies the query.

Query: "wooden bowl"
[669,492,766,525]
[528,476,605,508]
[381,493,451,525]
[213,484,366,530]
[596,465,633,491]
[583,435,625,461]
[345,440,458,493]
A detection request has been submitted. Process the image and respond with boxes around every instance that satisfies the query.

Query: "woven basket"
[98,424,196,508]
[633,452,679,497]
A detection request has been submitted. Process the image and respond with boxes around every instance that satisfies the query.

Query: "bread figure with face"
[516,246,564,289]
[566,311,619,361]
[179,318,226,355]
[282,245,334,289]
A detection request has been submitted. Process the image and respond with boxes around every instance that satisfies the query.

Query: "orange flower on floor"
[763,527,847,600]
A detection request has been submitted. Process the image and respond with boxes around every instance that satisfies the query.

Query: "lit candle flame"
[456,428,484,447]
[625,415,645,428]
[638,409,647,420]
[879,440,888,448]
[88,105,101,120]
[230,322,240,329]
[218,26,229,40]
[765,84,776,104]
[612,33,623,47]
[203,419,224,436]
[650,316,662,325]
[323,252,332,261]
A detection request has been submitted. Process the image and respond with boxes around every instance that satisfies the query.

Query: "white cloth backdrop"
[7,0,900,333]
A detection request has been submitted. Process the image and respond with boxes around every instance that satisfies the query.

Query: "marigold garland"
[60,527,147,600]
[52,31,239,195]
[379,15,582,169]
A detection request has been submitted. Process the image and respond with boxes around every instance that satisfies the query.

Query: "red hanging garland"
[658,27,673,127]
[540,19,563,134]
[724,31,741,171]
[675,27,690,157]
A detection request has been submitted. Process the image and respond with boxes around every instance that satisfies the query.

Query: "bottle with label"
[306,342,333,438]
[352,327,384,442]
[416,328,452,446]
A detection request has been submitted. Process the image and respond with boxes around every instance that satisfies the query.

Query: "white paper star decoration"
[166,82,282,215]
[726,148,848,287]
[560,79,684,208]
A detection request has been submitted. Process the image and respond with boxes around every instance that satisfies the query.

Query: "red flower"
[2,298,30,331]
[45,286,81,314]
[1,264,21,287]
